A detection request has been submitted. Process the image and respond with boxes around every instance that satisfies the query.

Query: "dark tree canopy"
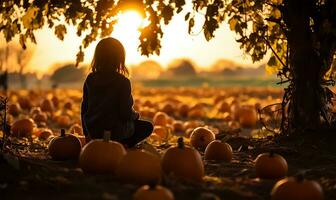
[2,0,336,133]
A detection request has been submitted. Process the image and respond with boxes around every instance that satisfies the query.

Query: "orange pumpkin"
[69,123,83,135]
[172,121,184,133]
[115,150,162,184]
[161,103,174,115]
[11,118,36,137]
[41,99,54,113]
[51,96,59,108]
[48,129,82,160]
[271,176,324,200]
[162,137,204,181]
[36,129,53,140]
[30,107,42,115]
[153,126,169,139]
[178,104,189,117]
[238,106,258,128]
[56,115,71,128]
[204,140,233,162]
[33,112,48,124]
[190,127,216,150]
[8,103,21,117]
[18,97,33,110]
[153,112,168,126]
[187,107,205,118]
[255,152,288,179]
[217,101,230,113]
[134,185,174,200]
[79,131,126,173]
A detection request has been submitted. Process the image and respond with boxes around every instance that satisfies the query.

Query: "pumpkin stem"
[177,137,184,149]
[269,151,275,157]
[148,182,157,190]
[103,130,111,142]
[60,129,65,137]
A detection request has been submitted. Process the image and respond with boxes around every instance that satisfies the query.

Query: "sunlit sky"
[1,8,267,75]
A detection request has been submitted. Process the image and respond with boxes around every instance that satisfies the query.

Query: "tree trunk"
[284,0,325,132]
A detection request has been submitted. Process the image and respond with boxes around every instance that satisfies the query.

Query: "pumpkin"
[172,121,184,133]
[187,107,205,118]
[153,112,168,126]
[162,137,204,181]
[183,121,199,130]
[271,176,324,200]
[51,96,59,108]
[161,103,174,115]
[69,123,83,135]
[11,118,36,137]
[133,185,174,200]
[30,107,42,115]
[48,129,82,160]
[238,106,258,128]
[33,112,48,124]
[190,127,216,150]
[36,129,53,140]
[41,99,54,113]
[178,104,189,117]
[8,103,21,117]
[153,126,169,139]
[79,131,126,173]
[63,101,73,110]
[115,150,162,184]
[204,140,233,162]
[217,101,230,113]
[255,152,288,179]
[56,115,71,128]
[18,97,33,110]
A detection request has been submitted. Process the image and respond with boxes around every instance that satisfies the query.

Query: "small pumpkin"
[187,107,205,118]
[51,96,59,108]
[172,121,184,133]
[69,123,83,135]
[79,131,126,173]
[48,129,82,160]
[153,112,169,126]
[11,118,36,137]
[40,99,54,113]
[63,101,73,110]
[255,152,288,179]
[162,137,204,181]
[33,112,48,124]
[56,115,71,128]
[190,127,216,150]
[217,101,230,113]
[271,176,324,200]
[178,104,189,117]
[36,129,53,140]
[133,185,174,200]
[115,150,162,184]
[161,103,174,115]
[204,140,233,162]
[8,103,21,117]
[153,126,169,139]
[238,106,257,128]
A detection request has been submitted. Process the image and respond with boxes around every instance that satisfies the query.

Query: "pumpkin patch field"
[1,86,336,200]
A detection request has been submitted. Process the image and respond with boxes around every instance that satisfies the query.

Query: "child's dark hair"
[91,37,129,76]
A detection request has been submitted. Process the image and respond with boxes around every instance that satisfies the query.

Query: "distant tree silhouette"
[163,59,197,77]
[50,64,86,84]
[2,0,336,134]
[14,46,34,89]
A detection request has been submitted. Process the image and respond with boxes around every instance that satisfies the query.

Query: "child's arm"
[119,79,134,121]
[81,82,89,137]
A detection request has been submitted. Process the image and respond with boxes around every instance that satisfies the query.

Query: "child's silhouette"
[81,37,153,147]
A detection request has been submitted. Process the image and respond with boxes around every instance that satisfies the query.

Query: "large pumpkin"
[11,118,36,137]
[162,137,204,181]
[204,140,233,162]
[115,150,162,184]
[48,129,82,160]
[133,185,174,200]
[271,176,324,200]
[190,127,216,150]
[255,152,288,179]
[79,131,126,173]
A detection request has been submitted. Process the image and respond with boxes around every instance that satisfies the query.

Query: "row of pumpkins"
[45,127,323,200]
